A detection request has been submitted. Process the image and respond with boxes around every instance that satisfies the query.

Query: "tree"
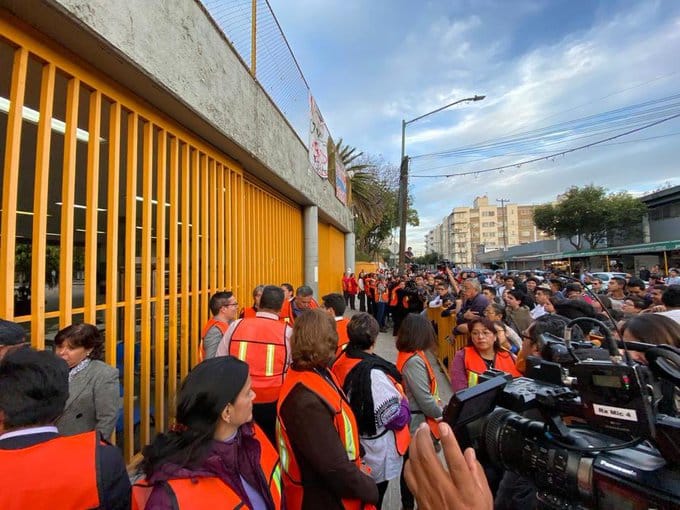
[533,185,647,250]
[336,140,419,261]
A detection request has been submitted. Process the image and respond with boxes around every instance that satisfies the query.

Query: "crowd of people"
[1,261,678,510]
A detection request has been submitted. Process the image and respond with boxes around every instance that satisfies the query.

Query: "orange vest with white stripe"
[199,317,230,362]
[276,368,374,510]
[0,431,100,509]
[132,424,282,510]
[230,316,290,403]
[463,346,521,388]
[335,317,350,356]
[330,352,411,456]
[396,351,441,440]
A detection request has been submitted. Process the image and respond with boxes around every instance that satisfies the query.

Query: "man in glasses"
[199,291,239,360]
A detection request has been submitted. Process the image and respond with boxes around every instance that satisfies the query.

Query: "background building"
[425,195,552,266]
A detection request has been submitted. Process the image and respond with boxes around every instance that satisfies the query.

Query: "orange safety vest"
[276,368,376,510]
[389,287,399,307]
[0,431,100,509]
[230,316,290,403]
[331,352,411,455]
[396,351,441,440]
[334,317,350,357]
[463,346,521,388]
[199,317,230,362]
[132,424,282,510]
[365,278,376,299]
[279,297,319,325]
[240,306,258,319]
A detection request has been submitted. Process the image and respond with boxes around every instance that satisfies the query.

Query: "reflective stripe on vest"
[396,350,441,440]
[332,353,411,456]
[0,431,100,509]
[230,317,289,403]
[276,368,368,510]
[463,346,521,388]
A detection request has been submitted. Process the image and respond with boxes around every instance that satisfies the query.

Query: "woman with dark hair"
[54,323,119,439]
[331,313,410,508]
[503,289,533,336]
[276,309,378,510]
[395,313,442,510]
[484,303,522,352]
[450,317,521,393]
[621,314,680,416]
[135,356,280,509]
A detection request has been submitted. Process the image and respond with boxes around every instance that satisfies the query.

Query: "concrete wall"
[2,0,351,231]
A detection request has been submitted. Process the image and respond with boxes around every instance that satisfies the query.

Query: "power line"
[411,112,680,179]
[409,130,680,175]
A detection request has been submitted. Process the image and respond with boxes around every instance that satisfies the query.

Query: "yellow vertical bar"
[251,0,257,76]
[105,102,121,369]
[231,174,239,298]
[139,120,153,447]
[155,129,167,432]
[190,151,200,367]
[59,76,80,328]
[663,251,668,275]
[217,164,225,289]
[224,167,232,290]
[167,137,179,420]
[209,160,217,293]
[123,111,138,462]
[84,89,102,324]
[180,144,190,379]
[31,62,55,348]
[200,156,209,329]
[0,46,27,318]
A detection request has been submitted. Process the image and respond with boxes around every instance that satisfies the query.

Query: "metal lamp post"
[397,94,485,269]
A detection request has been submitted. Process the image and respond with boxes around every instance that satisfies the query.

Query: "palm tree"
[335,139,383,225]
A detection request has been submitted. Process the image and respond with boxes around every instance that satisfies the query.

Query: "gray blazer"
[56,359,120,440]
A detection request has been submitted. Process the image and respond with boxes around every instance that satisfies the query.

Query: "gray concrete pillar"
[344,231,355,275]
[642,214,651,244]
[303,206,319,298]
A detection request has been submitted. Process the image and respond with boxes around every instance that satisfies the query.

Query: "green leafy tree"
[533,185,647,250]
[414,252,440,265]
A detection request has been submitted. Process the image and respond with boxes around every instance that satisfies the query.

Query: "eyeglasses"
[470,330,495,337]
[225,302,238,308]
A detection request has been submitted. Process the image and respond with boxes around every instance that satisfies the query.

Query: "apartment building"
[426,196,552,266]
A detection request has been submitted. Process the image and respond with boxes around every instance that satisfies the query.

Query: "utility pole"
[496,198,510,270]
[397,95,485,269]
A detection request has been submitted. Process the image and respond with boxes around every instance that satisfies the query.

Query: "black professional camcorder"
[443,318,680,510]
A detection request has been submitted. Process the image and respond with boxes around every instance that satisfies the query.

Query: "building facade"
[0,0,353,458]
[426,195,552,266]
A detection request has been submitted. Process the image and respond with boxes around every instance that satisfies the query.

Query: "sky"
[268,0,680,254]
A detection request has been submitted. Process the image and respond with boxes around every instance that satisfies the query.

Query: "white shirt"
[657,309,680,325]
[530,304,547,319]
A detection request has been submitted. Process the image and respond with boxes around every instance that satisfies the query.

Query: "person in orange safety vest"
[278,285,319,325]
[132,357,281,510]
[199,291,239,361]
[216,285,291,445]
[321,292,350,357]
[449,317,521,393]
[276,309,379,510]
[240,284,264,319]
[330,312,411,509]
[0,348,130,510]
[395,313,443,510]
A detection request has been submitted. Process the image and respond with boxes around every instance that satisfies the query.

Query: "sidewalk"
[349,310,453,509]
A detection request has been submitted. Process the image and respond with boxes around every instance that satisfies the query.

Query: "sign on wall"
[309,95,328,178]
[335,153,347,205]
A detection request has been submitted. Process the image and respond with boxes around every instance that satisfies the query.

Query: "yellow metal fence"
[0,12,303,460]
[425,307,468,380]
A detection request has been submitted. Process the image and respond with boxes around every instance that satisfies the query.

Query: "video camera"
[443,317,680,510]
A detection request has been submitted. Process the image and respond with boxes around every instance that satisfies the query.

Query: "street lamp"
[398,94,485,269]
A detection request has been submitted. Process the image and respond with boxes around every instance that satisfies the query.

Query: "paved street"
[350,311,453,509]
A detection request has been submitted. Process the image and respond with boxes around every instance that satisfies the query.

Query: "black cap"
[0,319,27,346]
